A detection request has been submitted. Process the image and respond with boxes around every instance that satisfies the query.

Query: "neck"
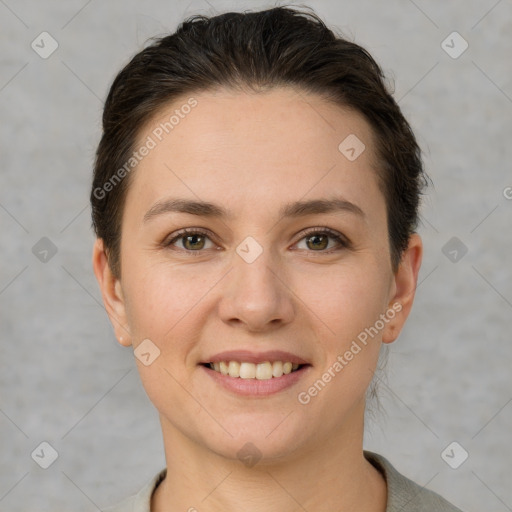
[151,402,387,512]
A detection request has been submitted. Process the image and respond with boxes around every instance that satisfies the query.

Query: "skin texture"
[93,87,422,512]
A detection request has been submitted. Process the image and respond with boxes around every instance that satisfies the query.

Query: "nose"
[217,246,295,332]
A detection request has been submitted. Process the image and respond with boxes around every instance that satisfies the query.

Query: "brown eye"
[181,233,206,250]
[165,229,215,252]
[305,233,329,250]
[295,228,349,252]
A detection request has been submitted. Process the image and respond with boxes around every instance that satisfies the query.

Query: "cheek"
[122,257,215,344]
[298,266,389,396]
[297,260,390,343]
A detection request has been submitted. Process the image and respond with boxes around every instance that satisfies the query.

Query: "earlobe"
[92,238,132,347]
[382,233,423,344]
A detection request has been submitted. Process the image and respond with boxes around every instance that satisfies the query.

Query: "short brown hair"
[90,5,428,278]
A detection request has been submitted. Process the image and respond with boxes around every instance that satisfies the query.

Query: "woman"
[91,6,464,511]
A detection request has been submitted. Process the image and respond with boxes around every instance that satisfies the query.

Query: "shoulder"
[102,468,167,512]
[364,451,464,512]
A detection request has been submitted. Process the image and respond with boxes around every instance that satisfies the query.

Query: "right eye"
[164,228,216,253]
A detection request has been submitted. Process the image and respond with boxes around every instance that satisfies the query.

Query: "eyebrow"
[143,196,365,223]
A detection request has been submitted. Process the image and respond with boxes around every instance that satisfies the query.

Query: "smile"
[206,361,302,380]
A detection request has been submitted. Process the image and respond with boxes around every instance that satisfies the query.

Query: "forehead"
[125,87,382,223]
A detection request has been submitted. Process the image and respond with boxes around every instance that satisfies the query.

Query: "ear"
[92,238,132,347]
[382,233,423,344]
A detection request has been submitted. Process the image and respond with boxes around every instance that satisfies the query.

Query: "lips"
[199,350,311,385]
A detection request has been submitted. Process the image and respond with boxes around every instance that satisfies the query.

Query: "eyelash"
[163,227,350,255]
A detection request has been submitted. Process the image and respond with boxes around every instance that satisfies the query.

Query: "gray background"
[1,0,511,510]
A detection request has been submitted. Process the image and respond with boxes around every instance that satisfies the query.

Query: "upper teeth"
[209,361,300,380]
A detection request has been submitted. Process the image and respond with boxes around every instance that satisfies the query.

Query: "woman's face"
[94,87,421,463]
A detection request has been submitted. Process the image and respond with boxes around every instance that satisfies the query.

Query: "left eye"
[295,229,347,252]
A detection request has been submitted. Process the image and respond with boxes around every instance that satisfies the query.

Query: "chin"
[199,413,311,465]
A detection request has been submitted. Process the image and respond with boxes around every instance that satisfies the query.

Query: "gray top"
[103,450,463,511]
